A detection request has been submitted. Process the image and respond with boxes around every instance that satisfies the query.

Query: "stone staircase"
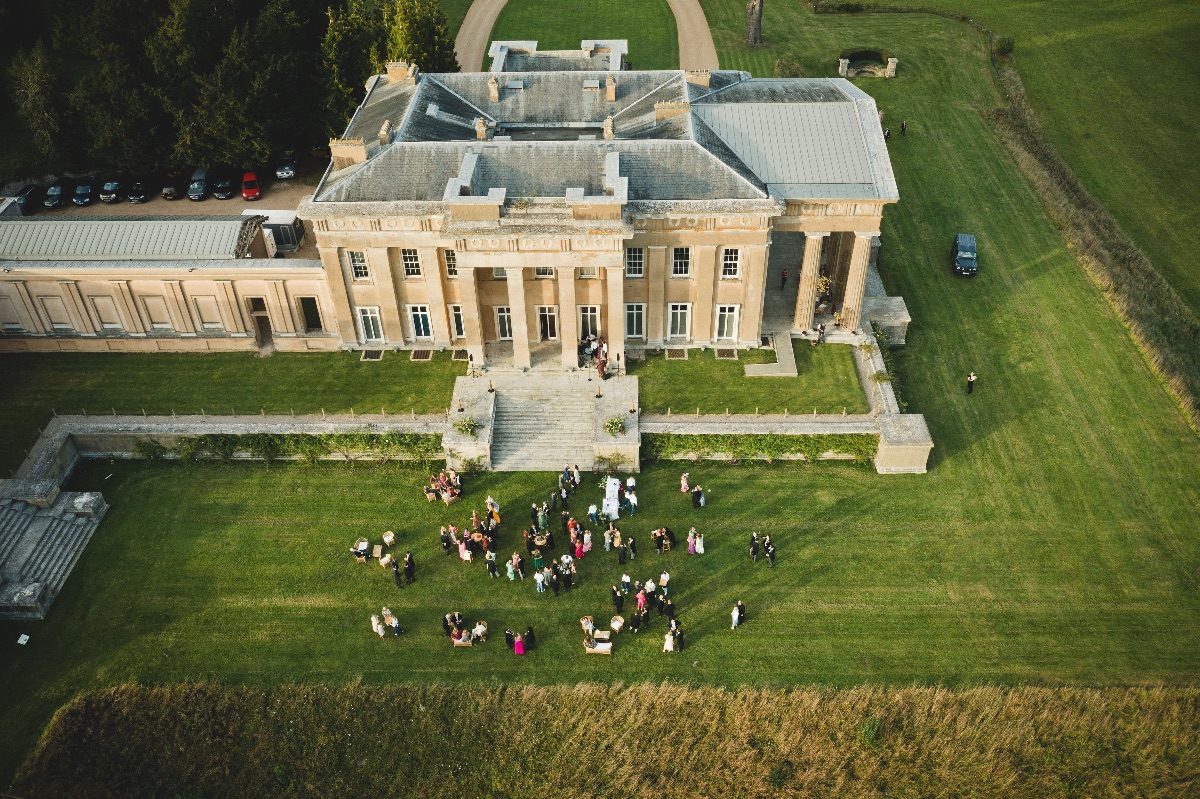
[0,492,106,619]
[489,389,596,471]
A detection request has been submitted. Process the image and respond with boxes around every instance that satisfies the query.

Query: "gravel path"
[454,0,718,73]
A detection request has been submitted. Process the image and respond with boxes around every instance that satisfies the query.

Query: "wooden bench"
[372,545,383,561]
[584,642,612,655]
[593,630,611,642]
[442,493,460,506]
[453,638,474,647]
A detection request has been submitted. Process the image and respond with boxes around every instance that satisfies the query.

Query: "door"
[409,305,432,339]
[358,307,384,342]
[716,305,739,340]
[298,297,323,333]
[578,305,600,338]
[668,303,691,339]
[537,306,558,340]
[495,306,513,340]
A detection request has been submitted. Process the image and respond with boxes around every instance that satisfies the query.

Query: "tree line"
[1,0,457,179]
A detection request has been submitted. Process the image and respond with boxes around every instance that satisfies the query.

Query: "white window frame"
[721,248,741,279]
[578,305,601,338]
[408,304,432,340]
[401,249,422,278]
[625,247,644,278]
[577,265,598,279]
[347,250,370,281]
[492,267,507,280]
[450,305,465,339]
[495,306,513,340]
[671,247,691,277]
[536,305,558,340]
[443,249,458,278]
[534,266,555,279]
[357,306,384,343]
[625,302,645,339]
[667,302,691,339]
[716,304,740,340]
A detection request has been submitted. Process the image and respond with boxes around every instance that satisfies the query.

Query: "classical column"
[60,281,96,336]
[646,245,667,344]
[164,280,196,335]
[604,265,625,371]
[793,231,827,332]
[505,266,531,370]
[739,243,768,347]
[110,280,145,335]
[839,231,877,333]
[418,247,452,346]
[318,247,357,344]
[456,266,486,365]
[12,282,47,334]
[216,281,248,335]
[692,244,718,342]
[558,265,578,368]
[368,247,404,344]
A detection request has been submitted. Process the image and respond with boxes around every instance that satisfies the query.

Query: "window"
[492,267,507,280]
[721,249,741,278]
[716,305,739,340]
[671,247,691,277]
[298,297,323,333]
[534,266,555,279]
[625,303,645,338]
[347,250,369,280]
[668,302,691,339]
[357,306,384,342]
[495,306,513,340]
[625,247,644,278]
[578,305,600,338]
[537,306,558,340]
[450,305,465,339]
[91,296,123,330]
[401,249,421,277]
[193,296,225,330]
[443,249,458,277]
[578,265,598,279]
[408,305,432,339]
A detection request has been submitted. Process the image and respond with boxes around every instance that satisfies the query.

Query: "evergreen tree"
[321,0,385,137]
[7,40,65,161]
[384,0,458,73]
[69,43,170,172]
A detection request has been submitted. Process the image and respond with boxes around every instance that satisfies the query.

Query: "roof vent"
[378,119,392,146]
[506,80,524,91]
[583,79,600,92]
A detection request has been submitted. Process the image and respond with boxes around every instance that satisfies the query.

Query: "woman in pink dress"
[636,589,647,612]
[513,633,525,655]
[680,472,690,493]
[575,539,584,559]
[687,529,697,555]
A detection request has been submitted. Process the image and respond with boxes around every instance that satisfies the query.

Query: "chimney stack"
[386,61,419,85]
[329,138,368,169]
[605,74,617,102]
[378,119,392,146]
[488,75,500,102]
[603,116,615,140]
[475,117,488,141]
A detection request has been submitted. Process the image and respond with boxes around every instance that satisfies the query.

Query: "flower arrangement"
[452,416,479,438]
[603,416,626,437]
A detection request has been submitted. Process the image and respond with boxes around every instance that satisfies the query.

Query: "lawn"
[3,3,1200,792]
[0,351,465,476]
[630,341,868,414]
[489,0,679,71]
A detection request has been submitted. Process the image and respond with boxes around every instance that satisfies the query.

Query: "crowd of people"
[423,469,463,503]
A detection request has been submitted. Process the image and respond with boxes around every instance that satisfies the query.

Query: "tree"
[321,0,385,137]
[69,44,170,171]
[746,0,764,46]
[383,0,458,73]
[7,40,65,160]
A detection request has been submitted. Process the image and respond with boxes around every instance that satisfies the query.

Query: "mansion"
[0,40,901,366]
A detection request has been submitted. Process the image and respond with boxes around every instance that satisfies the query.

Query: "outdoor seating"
[383,531,395,547]
[584,640,612,655]
[379,553,393,567]
[372,545,382,561]
[593,630,611,642]
[442,493,460,506]
[610,616,624,633]
[352,537,369,563]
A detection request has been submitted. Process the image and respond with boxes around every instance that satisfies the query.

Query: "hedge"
[642,432,877,464]
[133,432,444,465]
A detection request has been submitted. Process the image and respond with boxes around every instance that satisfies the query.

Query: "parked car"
[161,173,187,200]
[13,183,45,215]
[309,143,331,159]
[241,171,261,201]
[952,233,979,276]
[274,151,296,180]
[99,172,130,203]
[211,167,237,200]
[127,176,153,203]
[72,175,99,206]
[43,178,72,209]
[187,167,209,201]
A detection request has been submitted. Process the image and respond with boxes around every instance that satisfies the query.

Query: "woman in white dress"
[663,630,675,653]
[696,532,705,555]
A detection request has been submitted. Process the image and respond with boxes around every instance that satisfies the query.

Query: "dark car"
[211,167,237,200]
[72,175,99,206]
[99,172,130,203]
[43,178,72,209]
[187,167,209,201]
[274,151,297,180]
[241,171,261,201]
[161,173,187,200]
[952,233,979,276]
[127,176,153,203]
[13,184,45,215]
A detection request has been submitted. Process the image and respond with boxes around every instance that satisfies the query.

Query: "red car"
[241,171,261,201]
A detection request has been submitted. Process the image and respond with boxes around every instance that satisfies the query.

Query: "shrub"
[452,416,478,438]
[995,36,1015,56]
[603,416,626,437]
[773,57,805,78]
[131,438,169,461]
[642,432,877,464]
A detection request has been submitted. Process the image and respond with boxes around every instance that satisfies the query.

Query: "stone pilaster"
[794,231,827,332]
[505,267,531,369]
[604,265,625,372]
[839,231,877,333]
[558,265,578,368]
[456,266,486,365]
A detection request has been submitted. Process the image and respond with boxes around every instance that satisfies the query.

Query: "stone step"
[489,389,596,470]
[0,502,38,567]
[19,516,79,581]
[35,518,98,597]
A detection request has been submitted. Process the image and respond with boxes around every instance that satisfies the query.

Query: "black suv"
[128,176,153,203]
[211,167,238,200]
[99,172,130,203]
[43,178,72,209]
[73,175,99,206]
[13,184,45,215]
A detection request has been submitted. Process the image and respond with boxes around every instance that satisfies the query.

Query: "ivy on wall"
[642,433,877,464]
[133,433,444,466]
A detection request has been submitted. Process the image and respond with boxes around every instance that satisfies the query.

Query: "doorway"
[537,306,558,341]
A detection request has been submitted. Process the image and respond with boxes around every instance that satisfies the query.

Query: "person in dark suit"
[664,598,676,619]
[627,536,637,560]
[524,626,536,650]
[404,551,415,583]
[550,571,561,596]
[736,600,746,627]
[443,614,453,637]
[617,542,627,565]
[504,629,515,650]
[612,585,624,613]
[441,528,452,556]
[531,503,540,529]
[392,560,404,589]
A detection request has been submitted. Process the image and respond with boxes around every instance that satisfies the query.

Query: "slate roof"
[314,55,897,207]
[0,216,262,261]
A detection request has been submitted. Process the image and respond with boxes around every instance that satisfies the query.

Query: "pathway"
[454,0,718,73]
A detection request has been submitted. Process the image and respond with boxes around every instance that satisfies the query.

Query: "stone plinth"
[863,296,912,345]
[875,413,933,473]
[443,380,496,471]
